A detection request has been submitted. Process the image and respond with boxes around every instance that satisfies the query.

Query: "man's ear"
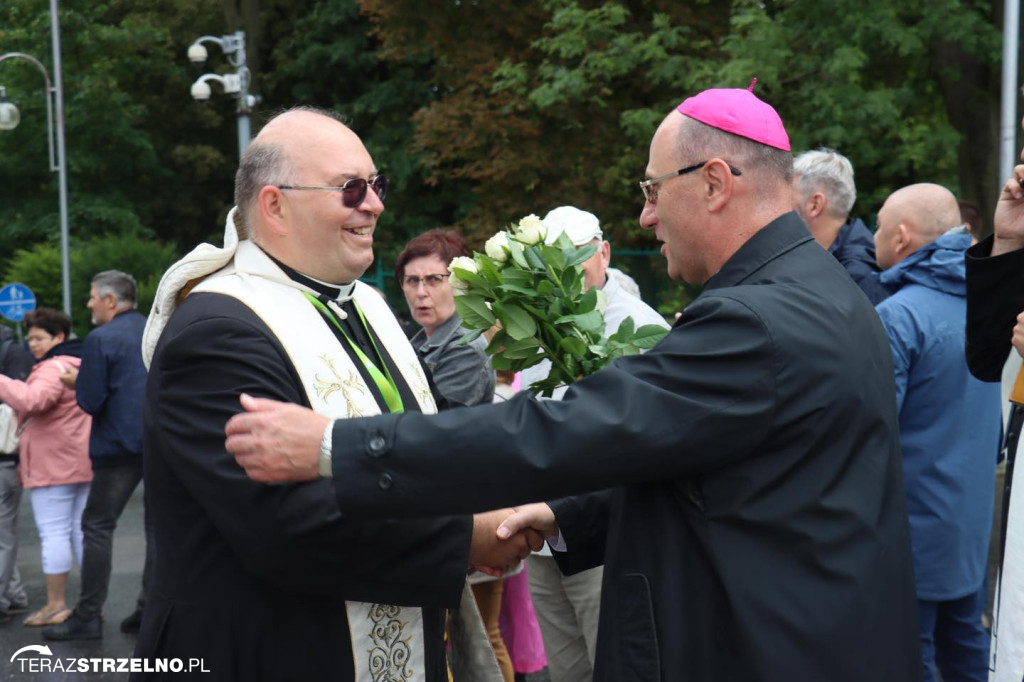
[704,158,735,213]
[258,186,288,237]
[894,222,913,258]
[805,192,827,219]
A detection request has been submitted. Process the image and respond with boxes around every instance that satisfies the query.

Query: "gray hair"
[233,142,294,239]
[793,148,856,217]
[676,117,793,204]
[233,106,350,237]
[91,270,137,309]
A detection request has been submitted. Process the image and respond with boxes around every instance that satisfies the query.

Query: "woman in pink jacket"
[0,308,91,626]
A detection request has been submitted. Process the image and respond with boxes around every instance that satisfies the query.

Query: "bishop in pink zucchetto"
[676,83,791,152]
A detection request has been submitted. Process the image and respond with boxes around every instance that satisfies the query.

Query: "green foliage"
[1,0,1009,322]
[0,0,235,255]
[3,234,178,338]
[451,216,668,397]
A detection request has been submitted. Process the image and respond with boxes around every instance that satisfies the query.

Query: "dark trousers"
[917,582,990,682]
[77,459,155,620]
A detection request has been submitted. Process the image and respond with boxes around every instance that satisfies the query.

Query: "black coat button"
[378,473,393,490]
[368,436,386,455]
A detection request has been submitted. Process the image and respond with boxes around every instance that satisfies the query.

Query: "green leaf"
[554,310,604,333]
[517,353,547,371]
[563,268,584,299]
[501,337,542,359]
[477,256,503,285]
[501,268,537,288]
[564,243,597,268]
[538,244,565,270]
[537,280,556,296]
[454,295,496,329]
[450,267,492,294]
[631,324,670,349]
[523,245,547,271]
[559,336,587,356]
[457,327,486,345]
[490,353,515,370]
[508,239,530,269]
[614,316,636,337]
[575,286,598,314]
[498,284,540,296]
[493,301,538,340]
[526,375,564,398]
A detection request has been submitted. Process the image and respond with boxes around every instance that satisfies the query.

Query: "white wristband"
[318,420,334,478]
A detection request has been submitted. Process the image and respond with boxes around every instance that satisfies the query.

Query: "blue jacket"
[829,218,893,305]
[77,309,148,462]
[876,230,1001,600]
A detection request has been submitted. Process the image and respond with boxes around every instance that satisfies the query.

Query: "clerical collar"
[265,251,356,302]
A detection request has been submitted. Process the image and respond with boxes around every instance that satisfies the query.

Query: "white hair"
[793,148,856,217]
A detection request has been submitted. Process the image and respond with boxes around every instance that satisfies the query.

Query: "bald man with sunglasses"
[131,107,535,682]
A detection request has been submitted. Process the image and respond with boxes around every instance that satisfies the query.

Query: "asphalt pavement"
[1,485,146,680]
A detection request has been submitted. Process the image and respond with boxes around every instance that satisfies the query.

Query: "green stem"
[536,333,575,385]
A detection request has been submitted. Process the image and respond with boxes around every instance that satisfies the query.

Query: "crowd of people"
[0,85,1022,682]
[0,271,152,640]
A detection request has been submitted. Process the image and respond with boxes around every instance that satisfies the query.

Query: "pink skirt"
[498,562,547,673]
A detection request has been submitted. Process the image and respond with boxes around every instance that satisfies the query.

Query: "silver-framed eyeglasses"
[277,174,388,208]
[401,273,450,290]
[639,161,742,204]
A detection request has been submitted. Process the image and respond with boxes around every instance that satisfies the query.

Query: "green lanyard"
[304,292,405,414]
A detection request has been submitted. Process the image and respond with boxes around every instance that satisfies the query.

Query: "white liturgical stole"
[194,239,436,682]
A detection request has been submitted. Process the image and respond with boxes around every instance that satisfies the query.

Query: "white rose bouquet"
[450,214,669,397]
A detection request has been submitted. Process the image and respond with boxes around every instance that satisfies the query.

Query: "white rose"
[514,214,547,246]
[484,231,510,263]
[448,256,478,292]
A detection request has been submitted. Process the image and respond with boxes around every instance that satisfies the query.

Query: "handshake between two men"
[224,393,557,575]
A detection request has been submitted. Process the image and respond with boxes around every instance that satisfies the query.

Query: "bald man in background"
[874,183,1001,682]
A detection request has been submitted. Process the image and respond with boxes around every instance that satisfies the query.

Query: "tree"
[0,0,237,255]
[360,0,1006,311]
[4,234,179,338]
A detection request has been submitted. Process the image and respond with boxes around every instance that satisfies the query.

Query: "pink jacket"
[0,355,92,488]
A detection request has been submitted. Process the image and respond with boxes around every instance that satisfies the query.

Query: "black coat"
[132,293,471,681]
[965,236,1024,381]
[330,213,921,681]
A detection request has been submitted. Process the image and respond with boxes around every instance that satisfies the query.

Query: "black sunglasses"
[277,174,388,208]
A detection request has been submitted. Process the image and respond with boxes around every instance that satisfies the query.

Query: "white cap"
[542,206,603,246]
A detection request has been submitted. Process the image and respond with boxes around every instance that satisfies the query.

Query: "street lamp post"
[187,31,258,158]
[0,0,72,318]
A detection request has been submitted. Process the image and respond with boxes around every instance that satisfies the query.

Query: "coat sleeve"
[429,340,495,408]
[149,304,472,605]
[874,299,914,413]
[76,333,110,415]
[548,490,613,575]
[331,293,777,518]
[965,237,1024,381]
[0,361,64,416]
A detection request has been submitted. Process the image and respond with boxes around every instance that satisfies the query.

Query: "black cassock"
[330,213,922,682]
[133,288,470,682]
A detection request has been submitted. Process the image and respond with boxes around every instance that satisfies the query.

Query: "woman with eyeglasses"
[395,229,512,681]
[0,308,92,627]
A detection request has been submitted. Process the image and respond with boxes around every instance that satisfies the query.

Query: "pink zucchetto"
[676,82,791,152]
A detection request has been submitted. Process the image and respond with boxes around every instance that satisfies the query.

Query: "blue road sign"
[0,283,37,322]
